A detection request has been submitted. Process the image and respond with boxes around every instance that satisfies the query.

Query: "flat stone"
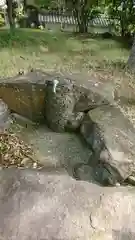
[80,105,135,185]
[0,168,135,239]
[59,71,115,103]
[0,70,53,122]
[73,83,111,113]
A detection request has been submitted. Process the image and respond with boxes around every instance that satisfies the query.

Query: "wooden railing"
[38,12,117,27]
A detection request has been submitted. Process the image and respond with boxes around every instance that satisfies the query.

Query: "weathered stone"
[11,113,37,128]
[45,78,75,132]
[73,81,113,113]
[65,112,84,131]
[60,71,115,104]
[0,70,53,122]
[80,105,135,185]
[0,71,112,132]
[44,75,112,132]
[0,99,11,133]
[0,168,135,240]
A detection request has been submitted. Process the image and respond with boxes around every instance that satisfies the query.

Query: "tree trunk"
[6,0,15,30]
[78,23,88,33]
[23,0,27,11]
[127,36,135,71]
[77,10,88,33]
[3,9,9,27]
[120,1,127,37]
[73,0,89,33]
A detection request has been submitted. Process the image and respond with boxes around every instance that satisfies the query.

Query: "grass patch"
[0,28,130,78]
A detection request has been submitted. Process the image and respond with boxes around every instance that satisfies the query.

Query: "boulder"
[0,70,53,122]
[45,78,76,132]
[0,99,11,133]
[0,70,114,130]
[0,168,135,240]
[44,76,112,132]
[0,69,114,130]
[80,105,135,185]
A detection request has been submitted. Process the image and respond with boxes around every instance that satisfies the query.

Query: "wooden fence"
[38,13,117,28]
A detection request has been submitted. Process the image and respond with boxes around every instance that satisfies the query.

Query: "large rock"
[0,70,52,122]
[0,99,11,133]
[0,70,114,130]
[0,69,113,130]
[0,168,135,240]
[80,105,135,185]
[44,76,112,132]
[45,78,76,132]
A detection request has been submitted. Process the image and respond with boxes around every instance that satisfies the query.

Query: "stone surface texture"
[1,70,135,186]
[45,78,75,132]
[80,105,135,185]
[44,75,111,132]
[0,71,53,122]
[0,168,135,240]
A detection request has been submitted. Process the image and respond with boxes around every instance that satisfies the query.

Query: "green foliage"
[0,12,5,27]
[104,0,135,37]
[7,0,134,37]
[89,6,103,19]
[14,3,24,20]
[65,0,98,33]
[34,0,65,10]
[35,0,51,8]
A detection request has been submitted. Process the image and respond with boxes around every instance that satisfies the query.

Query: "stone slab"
[80,105,135,185]
[0,71,53,122]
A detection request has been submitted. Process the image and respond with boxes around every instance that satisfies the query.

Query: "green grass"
[0,28,130,78]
